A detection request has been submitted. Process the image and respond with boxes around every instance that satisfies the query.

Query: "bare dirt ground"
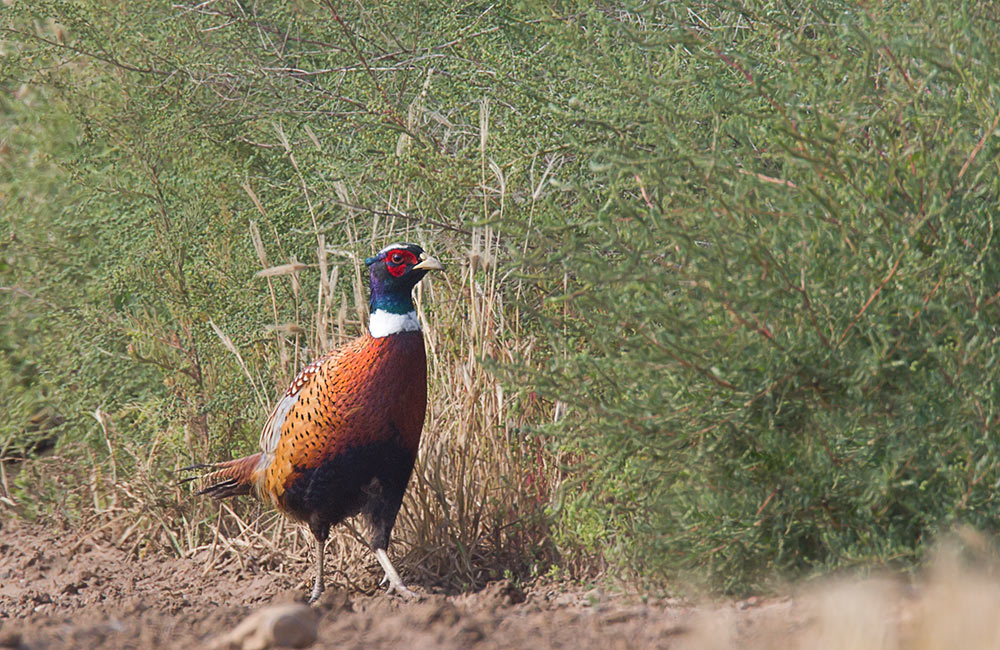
[3,518,999,650]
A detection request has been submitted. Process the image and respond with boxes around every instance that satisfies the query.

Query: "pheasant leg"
[374,548,419,599]
[308,537,325,604]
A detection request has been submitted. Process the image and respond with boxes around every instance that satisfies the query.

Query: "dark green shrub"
[506,1,1000,591]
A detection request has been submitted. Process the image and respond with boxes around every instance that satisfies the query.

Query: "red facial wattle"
[385,249,418,277]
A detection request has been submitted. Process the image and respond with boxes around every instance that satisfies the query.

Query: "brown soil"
[4,517,999,649]
[0,518,803,649]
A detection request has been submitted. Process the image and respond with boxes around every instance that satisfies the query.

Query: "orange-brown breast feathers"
[258,332,427,515]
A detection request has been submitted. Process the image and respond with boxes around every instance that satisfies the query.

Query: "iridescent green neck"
[370,290,415,316]
[368,269,420,337]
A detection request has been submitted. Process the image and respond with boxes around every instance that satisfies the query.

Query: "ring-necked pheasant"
[185,243,443,602]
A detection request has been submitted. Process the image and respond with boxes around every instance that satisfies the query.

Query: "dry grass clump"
[170,100,559,591]
[168,105,559,590]
[184,216,554,592]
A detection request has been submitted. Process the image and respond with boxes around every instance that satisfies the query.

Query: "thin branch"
[1,27,170,76]
[837,253,904,346]
[946,111,1000,200]
[331,200,472,235]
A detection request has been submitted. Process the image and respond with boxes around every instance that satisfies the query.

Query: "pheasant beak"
[413,253,444,272]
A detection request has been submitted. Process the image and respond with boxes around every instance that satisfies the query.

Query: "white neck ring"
[369,309,420,338]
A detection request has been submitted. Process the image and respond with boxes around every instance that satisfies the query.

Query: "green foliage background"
[2,1,998,592]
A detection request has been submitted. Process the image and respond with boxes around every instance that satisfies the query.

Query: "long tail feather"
[179,453,262,499]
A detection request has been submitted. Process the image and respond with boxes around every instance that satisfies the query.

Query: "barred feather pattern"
[194,453,263,499]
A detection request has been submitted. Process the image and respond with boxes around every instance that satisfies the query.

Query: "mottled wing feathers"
[182,344,353,504]
[258,355,328,456]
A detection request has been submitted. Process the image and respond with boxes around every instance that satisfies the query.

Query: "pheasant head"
[365,243,443,337]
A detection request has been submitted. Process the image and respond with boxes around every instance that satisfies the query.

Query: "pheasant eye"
[390,253,404,264]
